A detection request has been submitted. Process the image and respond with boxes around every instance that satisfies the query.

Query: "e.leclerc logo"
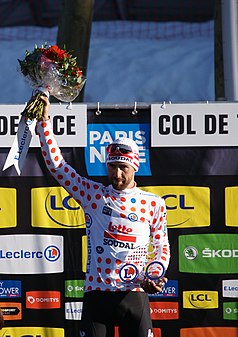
[0,235,63,274]
[179,234,238,274]
[85,123,152,176]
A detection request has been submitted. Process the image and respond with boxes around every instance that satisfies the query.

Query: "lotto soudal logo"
[150,302,179,320]
[104,222,135,242]
[223,280,238,298]
[0,280,21,298]
[0,235,63,274]
[0,326,65,337]
[183,291,218,309]
[26,291,61,309]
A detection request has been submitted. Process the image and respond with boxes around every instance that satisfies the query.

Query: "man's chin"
[112,180,125,190]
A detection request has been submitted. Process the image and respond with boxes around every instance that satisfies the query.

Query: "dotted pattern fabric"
[37,120,170,292]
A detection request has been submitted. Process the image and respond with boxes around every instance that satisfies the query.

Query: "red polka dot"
[140,208,146,213]
[87,286,92,290]
[47,139,52,145]
[50,168,56,173]
[120,206,126,210]
[40,141,43,147]
[94,184,99,189]
[153,218,157,224]
[64,167,69,173]
[151,201,156,207]
[120,213,126,218]
[96,194,101,200]
[155,234,161,240]
[97,278,102,283]
[42,151,47,157]
[161,206,164,212]
[91,203,97,209]
[51,148,56,153]
[42,122,47,128]
[97,257,102,263]
[89,275,93,282]
[82,181,86,186]
[54,156,59,161]
[140,217,145,222]
[87,194,91,201]
[65,181,70,186]
[71,172,76,178]
[80,190,85,196]
[112,196,116,201]
[57,175,63,180]
[141,199,146,204]
[105,268,111,274]
[106,258,111,264]
[150,211,154,216]
[96,287,101,290]
[115,269,120,274]
[44,130,49,136]
[116,259,121,265]
[105,278,111,284]
[72,186,78,192]
[78,177,81,183]
[120,197,126,202]
[97,267,101,273]
[46,160,50,165]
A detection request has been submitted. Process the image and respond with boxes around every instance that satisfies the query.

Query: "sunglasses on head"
[107,144,133,155]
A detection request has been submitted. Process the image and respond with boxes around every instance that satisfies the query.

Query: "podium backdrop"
[0,102,238,337]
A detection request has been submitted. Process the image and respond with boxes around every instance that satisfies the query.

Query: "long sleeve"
[150,197,170,275]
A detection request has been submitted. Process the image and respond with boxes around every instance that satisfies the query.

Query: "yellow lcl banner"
[31,186,86,229]
[141,186,210,228]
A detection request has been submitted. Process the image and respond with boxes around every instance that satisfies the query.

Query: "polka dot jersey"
[37,120,170,292]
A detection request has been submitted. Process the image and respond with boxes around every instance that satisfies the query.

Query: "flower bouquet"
[18,43,86,120]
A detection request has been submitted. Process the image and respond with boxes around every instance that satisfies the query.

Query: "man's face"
[107,162,135,190]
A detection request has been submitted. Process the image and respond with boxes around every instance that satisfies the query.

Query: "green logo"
[65,280,84,298]
[223,302,238,320]
[179,234,238,274]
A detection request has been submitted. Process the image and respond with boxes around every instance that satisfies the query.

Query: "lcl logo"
[183,291,218,309]
[162,194,194,210]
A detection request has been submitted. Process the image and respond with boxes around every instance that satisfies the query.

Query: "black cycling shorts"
[79,290,153,337]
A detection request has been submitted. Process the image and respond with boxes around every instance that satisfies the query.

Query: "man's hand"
[140,277,168,294]
[37,94,50,121]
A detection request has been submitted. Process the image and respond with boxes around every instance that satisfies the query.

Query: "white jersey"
[37,120,170,292]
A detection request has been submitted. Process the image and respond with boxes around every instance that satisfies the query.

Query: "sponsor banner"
[140,186,210,228]
[151,103,238,147]
[26,291,61,309]
[179,234,238,274]
[223,302,238,320]
[85,123,152,176]
[65,280,85,298]
[0,188,17,228]
[225,187,238,227]
[150,302,179,320]
[0,327,64,337]
[65,301,83,320]
[0,103,87,147]
[223,280,238,298]
[0,234,63,274]
[183,290,218,309]
[0,280,21,298]
[31,187,86,229]
[180,327,238,337]
[0,302,22,320]
[149,280,178,298]
[152,328,161,337]
[82,235,87,273]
